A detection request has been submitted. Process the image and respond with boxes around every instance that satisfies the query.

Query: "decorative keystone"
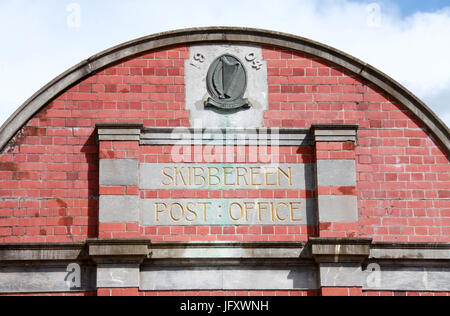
[309,238,372,263]
[87,239,151,264]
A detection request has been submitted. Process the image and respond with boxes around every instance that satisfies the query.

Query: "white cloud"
[0,0,449,127]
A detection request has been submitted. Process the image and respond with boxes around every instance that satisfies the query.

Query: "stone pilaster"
[312,125,359,238]
[96,123,143,239]
[310,238,371,296]
[87,239,150,296]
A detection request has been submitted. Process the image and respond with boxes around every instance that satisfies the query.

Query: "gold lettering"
[155,203,167,222]
[161,168,173,186]
[198,202,211,221]
[223,167,235,186]
[264,167,277,186]
[237,167,249,186]
[229,202,244,221]
[174,167,187,186]
[188,167,192,186]
[269,202,275,222]
[244,202,255,221]
[250,167,262,186]
[208,167,220,186]
[290,202,303,222]
[194,167,206,186]
[186,202,198,222]
[169,203,184,222]
[257,202,268,222]
[275,203,289,222]
[279,167,293,186]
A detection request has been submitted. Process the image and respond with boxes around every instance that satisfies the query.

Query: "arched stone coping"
[1,27,448,155]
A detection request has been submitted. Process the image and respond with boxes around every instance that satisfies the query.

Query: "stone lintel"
[87,239,151,264]
[311,124,359,143]
[94,125,361,146]
[141,127,313,146]
[310,238,372,264]
[96,123,143,142]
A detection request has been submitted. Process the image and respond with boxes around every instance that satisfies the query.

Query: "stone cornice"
[310,238,373,264]
[1,240,449,264]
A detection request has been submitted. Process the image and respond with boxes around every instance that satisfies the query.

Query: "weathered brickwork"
[0,46,189,243]
[262,46,450,242]
[0,45,448,243]
[0,29,448,297]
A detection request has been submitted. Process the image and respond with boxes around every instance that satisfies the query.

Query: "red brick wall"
[0,44,448,243]
[0,46,189,242]
[363,291,450,297]
[262,46,449,243]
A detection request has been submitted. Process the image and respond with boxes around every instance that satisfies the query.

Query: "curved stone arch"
[1,27,449,154]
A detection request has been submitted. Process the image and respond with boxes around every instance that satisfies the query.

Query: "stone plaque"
[186,44,268,128]
[140,163,316,191]
[141,198,316,226]
[205,54,250,110]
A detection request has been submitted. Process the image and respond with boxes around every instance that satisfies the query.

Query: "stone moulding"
[0,27,448,155]
[140,127,313,146]
[96,123,143,142]
[96,123,360,146]
[0,243,87,262]
[1,240,449,264]
[0,241,449,294]
[87,239,152,264]
[310,238,373,264]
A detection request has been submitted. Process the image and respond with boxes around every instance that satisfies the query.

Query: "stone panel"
[319,263,363,287]
[186,44,268,128]
[141,199,316,226]
[99,195,140,223]
[316,160,356,187]
[100,159,139,186]
[363,266,450,292]
[97,264,140,288]
[140,266,318,291]
[140,163,315,191]
[318,195,358,223]
[0,265,95,294]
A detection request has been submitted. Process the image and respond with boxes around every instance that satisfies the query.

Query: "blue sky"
[368,0,450,16]
[0,0,449,127]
